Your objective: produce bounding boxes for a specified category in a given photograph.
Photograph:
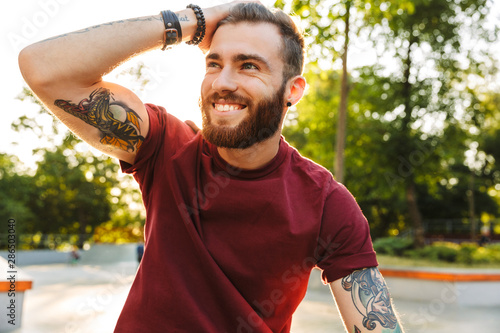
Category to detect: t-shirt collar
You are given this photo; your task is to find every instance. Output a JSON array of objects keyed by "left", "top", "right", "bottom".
[{"left": 208, "top": 136, "right": 288, "bottom": 179}]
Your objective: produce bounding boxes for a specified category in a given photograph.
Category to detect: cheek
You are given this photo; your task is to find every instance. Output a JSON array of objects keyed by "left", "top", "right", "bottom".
[{"left": 201, "top": 74, "right": 216, "bottom": 94}]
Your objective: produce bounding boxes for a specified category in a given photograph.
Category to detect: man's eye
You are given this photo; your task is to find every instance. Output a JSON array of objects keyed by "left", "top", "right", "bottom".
[
  {"left": 207, "top": 62, "right": 221, "bottom": 69},
  {"left": 242, "top": 63, "right": 258, "bottom": 70}
]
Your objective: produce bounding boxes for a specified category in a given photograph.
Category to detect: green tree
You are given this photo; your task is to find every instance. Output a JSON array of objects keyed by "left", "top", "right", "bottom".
[
  {"left": 283, "top": 0, "right": 499, "bottom": 242},
  {"left": 0, "top": 153, "right": 36, "bottom": 233},
  {"left": 367, "top": 0, "right": 498, "bottom": 246},
  {"left": 276, "top": 0, "right": 361, "bottom": 183},
  {"left": 31, "top": 140, "right": 114, "bottom": 236}
]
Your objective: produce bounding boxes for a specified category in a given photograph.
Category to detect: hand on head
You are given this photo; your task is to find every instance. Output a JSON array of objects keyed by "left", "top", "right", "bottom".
[{"left": 198, "top": 1, "right": 263, "bottom": 53}]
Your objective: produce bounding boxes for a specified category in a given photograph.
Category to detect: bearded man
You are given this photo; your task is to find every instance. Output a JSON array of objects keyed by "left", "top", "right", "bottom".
[{"left": 19, "top": 2, "right": 404, "bottom": 332}]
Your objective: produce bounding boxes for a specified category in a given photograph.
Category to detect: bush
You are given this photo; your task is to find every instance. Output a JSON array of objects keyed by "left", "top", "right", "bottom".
[
  {"left": 485, "top": 243, "right": 500, "bottom": 252},
  {"left": 373, "top": 237, "right": 414, "bottom": 256},
  {"left": 456, "top": 242, "right": 478, "bottom": 265},
  {"left": 472, "top": 247, "right": 494, "bottom": 263},
  {"left": 417, "top": 242, "right": 459, "bottom": 262},
  {"left": 472, "top": 244, "right": 500, "bottom": 264},
  {"left": 375, "top": 238, "right": 500, "bottom": 265}
]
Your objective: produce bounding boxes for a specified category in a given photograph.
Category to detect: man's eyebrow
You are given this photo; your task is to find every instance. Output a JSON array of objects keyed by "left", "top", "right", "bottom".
[{"left": 206, "top": 53, "right": 221, "bottom": 61}]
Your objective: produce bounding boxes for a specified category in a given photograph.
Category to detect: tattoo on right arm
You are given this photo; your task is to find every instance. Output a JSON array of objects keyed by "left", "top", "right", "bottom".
[
  {"left": 54, "top": 88, "right": 144, "bottom": 153},
  {"left": 342, "top": 267, "right": 403, "bottom": 332}
]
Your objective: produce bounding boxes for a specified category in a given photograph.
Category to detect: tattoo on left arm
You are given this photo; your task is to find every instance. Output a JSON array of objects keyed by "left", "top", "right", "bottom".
[
  {"left": 176, "top": 14, "right": 189, "bottom": 22},
  {"left": 342, "top": 267, "right": 402, "bottom": 332},
  {"left": 54, "top": 88, "right": 144, "bottom": 152},
  {"left": 38, "top": 16, "right": 162, "bottom": 44}
]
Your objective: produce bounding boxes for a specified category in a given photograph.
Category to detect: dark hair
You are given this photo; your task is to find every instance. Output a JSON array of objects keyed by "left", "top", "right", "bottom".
[{"left": 217, "top": 3, "right": 305, "bottom": 83}]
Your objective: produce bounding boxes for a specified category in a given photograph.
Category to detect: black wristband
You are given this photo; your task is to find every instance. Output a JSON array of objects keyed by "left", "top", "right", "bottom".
[
  {"left": 160, "top": 10, "right": 182, "bottom": 51},
  {"left": 186, "top": 4, "right": 206, "bottom": 46}
]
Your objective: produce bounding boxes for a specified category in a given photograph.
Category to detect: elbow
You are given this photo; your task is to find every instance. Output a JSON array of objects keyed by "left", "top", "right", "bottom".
[
  {"left": 19, "top": 46, "right": 35, "bottom": 82},
  {"left": 19, "top": 46, "right": 43, "bottom": 89},
  {"left": 18, "top": 45, "right": 56, "bottom": 94}
]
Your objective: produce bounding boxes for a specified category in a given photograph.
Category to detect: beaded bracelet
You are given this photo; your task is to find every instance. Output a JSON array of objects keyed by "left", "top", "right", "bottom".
[{"left": 186, "top": 4, "right": 206, "bottom": 46}]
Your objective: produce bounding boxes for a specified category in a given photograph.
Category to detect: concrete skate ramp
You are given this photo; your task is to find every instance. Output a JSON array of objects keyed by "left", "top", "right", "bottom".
[
  {"left": 0, "top": 243, "right": 139, "bottom": 266},
  {"left": 79, "top": 243, "right": 138, "bottom": 264}
]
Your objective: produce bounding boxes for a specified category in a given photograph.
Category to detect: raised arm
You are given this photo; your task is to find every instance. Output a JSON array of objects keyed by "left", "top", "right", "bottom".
[
  {"left": 18, "top": 2, "right": 251, "bottom": 164},
  {"left": 330, "top": 267, "right": 405, "bottom": 333}
]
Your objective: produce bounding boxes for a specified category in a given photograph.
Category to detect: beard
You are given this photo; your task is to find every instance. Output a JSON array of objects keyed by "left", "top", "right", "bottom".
[{"left": 200, "top": 83, "right": 286, "bottom": 149}]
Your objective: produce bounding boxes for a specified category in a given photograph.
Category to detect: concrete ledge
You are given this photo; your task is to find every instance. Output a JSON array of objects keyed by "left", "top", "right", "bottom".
[
  {"left": 0, "top": 249, "right": 71, "bottom": 266},
  {"left": 380, "top": 267, "right": 500, "bottom": 282},
  {"left": 379, "top": 267, "right": 500, "bottom": 306}
]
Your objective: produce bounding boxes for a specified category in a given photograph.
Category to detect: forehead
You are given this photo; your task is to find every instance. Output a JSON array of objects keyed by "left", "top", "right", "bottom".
[{"left": 208, "top": 22, "right": 284, "bottom": 70}]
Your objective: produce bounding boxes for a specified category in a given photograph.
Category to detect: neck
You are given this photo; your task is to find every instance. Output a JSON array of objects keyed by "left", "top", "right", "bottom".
[{"left": 217, "top": 131, "right": 282, "bottom": 170}]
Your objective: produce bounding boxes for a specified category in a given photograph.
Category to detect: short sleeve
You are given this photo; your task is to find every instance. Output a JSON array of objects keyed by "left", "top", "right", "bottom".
[
  {"left": 120, "top": 104, "right": 196, "bottom": 175},
  {"left": 120, "top": 104, "right": 165, "bottom": 174},
  {"left": 315, "top": 181, "right": 378, "bottom": 284}
]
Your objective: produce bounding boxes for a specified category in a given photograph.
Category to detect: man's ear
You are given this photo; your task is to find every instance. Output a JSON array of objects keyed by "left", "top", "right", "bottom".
[{"left": 285, "top": 75, "right": 307, "bottom": 107}]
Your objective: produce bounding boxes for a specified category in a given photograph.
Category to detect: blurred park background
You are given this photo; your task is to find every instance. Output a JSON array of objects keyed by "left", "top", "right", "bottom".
[{"left": 1, "top": 0, "right": 500, "bottom": 265}]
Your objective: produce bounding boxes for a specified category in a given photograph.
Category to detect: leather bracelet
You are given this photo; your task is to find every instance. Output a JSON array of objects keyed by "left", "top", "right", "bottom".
[
  {"left": 185, "top": 4, "right": 206, "bottom": 46},
  {"left": 160, "top": 10, "right": 182, "bottom": 51}
]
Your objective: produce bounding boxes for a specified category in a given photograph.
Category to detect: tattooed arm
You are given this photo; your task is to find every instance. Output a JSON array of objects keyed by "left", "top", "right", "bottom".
[
  {"left": 330, "top": 267, "right": 405, "bottom": 333},
  {"left": 17, "top": 14, "right": 169, "bottom": 164},
  {"left": 18, "top": 2, "right": 251, "bottom": 164}
]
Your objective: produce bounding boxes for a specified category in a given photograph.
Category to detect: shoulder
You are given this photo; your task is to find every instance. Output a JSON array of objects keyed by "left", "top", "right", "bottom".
[
  {"left": 144, "top": 103, "right": 198, "bottom": 140},
  {"left": 283, "top": 140, "right": 359, "bottom": 206},
  {"left": 284, "top": 140, "right": 335, "bottom": 188},
  {"left": 121, "top": 104, "right": 199, "bottom": 173}
]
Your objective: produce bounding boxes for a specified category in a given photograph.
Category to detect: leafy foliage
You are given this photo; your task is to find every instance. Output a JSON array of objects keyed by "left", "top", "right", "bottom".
[
  {"left": 0, "top": 88, "right": 145, "bottom": 249},
  {"left": 372, "top": 237, "right": 414, "bottom": 256},
  {"left": 282, "top": 0, "right": 500, "bottom": 240},
  {"left": 376, "top": 238, "right": 500, "bottom": 264}
]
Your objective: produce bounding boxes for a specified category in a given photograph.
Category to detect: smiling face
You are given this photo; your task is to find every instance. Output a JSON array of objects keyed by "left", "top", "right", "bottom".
[{"left": 200, "top": 22, "right": 288, "bottom": 149}]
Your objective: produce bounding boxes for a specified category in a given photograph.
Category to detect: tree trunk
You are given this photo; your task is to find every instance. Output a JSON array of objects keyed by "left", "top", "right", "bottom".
[
  {"left": 468, "top": 171, "right": 477, "bottom": 241},
  {"left": 78, "top": 206, "right": 88, "bottom": 248},
  {"left": 335, "top": 0, "right": 351, "bottom": 183},
  {"left": 401, "top": 36, "right": 425, "bottom": 248},
  {"left": 406, "top": 181, "right": 425, "bottom": 248}
]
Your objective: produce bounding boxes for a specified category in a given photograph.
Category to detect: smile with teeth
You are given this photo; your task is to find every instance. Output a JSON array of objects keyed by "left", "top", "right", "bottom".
[{"left": 213, "top": 103, "right": 246, "bottom": 112}]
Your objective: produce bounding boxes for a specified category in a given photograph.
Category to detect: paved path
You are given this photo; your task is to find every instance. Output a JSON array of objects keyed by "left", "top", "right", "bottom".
[{"left": 9, "top": 261, "right": 500, "bottom": 333}]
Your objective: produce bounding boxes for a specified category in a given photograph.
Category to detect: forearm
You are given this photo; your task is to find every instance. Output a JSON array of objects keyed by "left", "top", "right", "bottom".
[{"left": 18, "top": 9, "right": 196, "bottom": 91}]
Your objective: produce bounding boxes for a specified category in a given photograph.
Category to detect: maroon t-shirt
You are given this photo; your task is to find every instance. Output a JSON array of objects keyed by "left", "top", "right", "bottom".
[{"left": 115, "top": 104, "right": 377, "bottom": 332}]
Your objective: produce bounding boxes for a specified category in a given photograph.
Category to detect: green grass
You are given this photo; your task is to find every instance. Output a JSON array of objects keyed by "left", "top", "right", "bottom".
[{"left": 377, "top": 254, "right": 500, "bottom": 269}]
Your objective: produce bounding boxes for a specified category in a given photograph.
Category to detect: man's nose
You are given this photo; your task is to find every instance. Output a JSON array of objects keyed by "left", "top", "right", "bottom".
[{"left": 211, "top": 68, "right": 238, "bottom": 94}]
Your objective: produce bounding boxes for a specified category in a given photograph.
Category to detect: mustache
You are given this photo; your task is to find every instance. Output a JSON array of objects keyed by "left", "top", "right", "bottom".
[{"left": 204, "top": 92, "right": 251, "bottom": 106}]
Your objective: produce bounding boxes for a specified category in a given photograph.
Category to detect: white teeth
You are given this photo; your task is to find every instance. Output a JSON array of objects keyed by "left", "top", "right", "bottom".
[{"left": 215, "top": 104, "right": 241, "bottom": 112}]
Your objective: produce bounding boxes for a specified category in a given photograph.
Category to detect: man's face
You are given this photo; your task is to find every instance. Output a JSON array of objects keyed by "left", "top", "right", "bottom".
[{"left": 200, "top": 22, "right": 287, "bottom": 149}]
